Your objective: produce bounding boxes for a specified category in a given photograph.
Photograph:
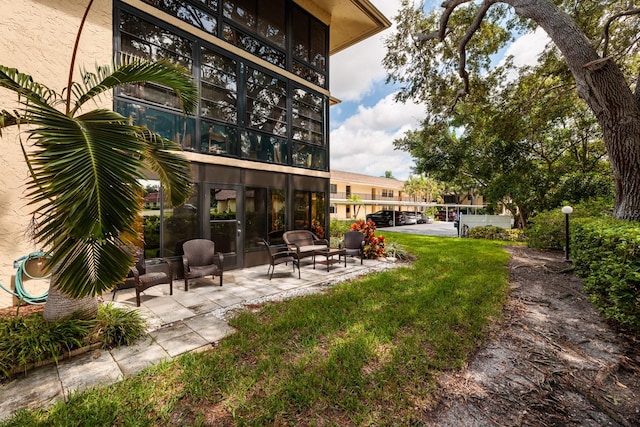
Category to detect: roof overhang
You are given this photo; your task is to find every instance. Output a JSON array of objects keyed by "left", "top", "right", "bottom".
[{"left": 295, "top": 0, "right": 391, "bottom": 55}]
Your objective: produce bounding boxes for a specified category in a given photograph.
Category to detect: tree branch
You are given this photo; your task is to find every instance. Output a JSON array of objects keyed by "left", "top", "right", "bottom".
[
  {"left": 601, "top": 8, "right": 640, "bottom": 56},
  {"left": 439, "top": 0, "right": 473, "bottom": 40},
  {"left": 449, "top": 0, "right": 500, "bottom": 111}
]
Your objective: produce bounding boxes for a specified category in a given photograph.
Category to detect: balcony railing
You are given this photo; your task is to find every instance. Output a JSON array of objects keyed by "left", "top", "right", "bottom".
[{"left": 331, "top": 192, "right": 419, "bottom": 202}]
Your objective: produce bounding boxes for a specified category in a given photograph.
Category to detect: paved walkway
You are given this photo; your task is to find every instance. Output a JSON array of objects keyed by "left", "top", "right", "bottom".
[{"left": 0, "top": 257, "right": 397, "bottom": 421}]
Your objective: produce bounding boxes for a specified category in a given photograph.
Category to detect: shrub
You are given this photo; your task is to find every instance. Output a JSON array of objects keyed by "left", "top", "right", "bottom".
[
  {"left": 0, "top": 304, "right": 147, "bottom": 380},
  {"left": 526, "top": 198, "right": 613, "bottom": 249},
  {"left": 382, "top": 241, "right": 410, "bottom": 260},
  {"left": 350, "top": 220, "right": 385, "bottom": 259},
  {"left": 468, "top": 226, "right": 525, "bottom": 241},
  {"left": 572, "top": 218, "right": 640, "bottom": 332},
  {"left": 95, "top": 303, "right": 146, "bottom": 348}
]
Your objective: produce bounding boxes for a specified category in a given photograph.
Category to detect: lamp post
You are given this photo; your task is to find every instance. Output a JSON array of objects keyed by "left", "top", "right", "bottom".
[{"left": 561, "top": 206, "right": 573, "bottom": 262}]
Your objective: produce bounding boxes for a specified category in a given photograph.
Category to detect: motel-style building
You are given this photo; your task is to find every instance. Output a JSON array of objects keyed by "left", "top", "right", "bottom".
[{"left": 0, "top": 0, "right": 390, "bottom": 308}]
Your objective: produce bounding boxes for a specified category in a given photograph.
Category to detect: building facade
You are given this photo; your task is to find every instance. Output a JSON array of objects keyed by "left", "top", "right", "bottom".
[
  {"left": 0, "top": 0, "right": 390, "bottom": 308},
  {"left": 330, "top": 170, "right": 406, "bottom": 220}
]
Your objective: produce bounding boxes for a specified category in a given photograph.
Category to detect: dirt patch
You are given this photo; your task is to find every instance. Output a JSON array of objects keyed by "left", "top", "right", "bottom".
[
  {"left": 425, "top": 246, "right": 640, "bottom": 426},
  {"left": 0, "top": 303, "right": 44, "bottom": 319}
]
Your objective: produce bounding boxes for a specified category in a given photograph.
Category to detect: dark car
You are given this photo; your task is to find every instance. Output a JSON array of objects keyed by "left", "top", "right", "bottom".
[{"left": 366, "top": 210, "right": 405, "bottom": 227}]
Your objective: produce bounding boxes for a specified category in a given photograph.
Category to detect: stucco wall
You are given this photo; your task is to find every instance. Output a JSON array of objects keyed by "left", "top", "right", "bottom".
[{"left": 0, "top": 0, "right": 112, "bottom": 308}]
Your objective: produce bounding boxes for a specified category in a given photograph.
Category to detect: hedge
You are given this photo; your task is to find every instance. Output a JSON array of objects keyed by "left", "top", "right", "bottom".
[{"left": 572, "top": 218, "right": 640, "bottom": 332}]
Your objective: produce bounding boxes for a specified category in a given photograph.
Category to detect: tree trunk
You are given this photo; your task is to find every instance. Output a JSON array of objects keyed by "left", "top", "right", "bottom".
[
  {"left": 43, "top": 276, "right": 98, "bottom": 322},
  {"left": 507, "top": 0, "right": 640, "bottom": 220}
]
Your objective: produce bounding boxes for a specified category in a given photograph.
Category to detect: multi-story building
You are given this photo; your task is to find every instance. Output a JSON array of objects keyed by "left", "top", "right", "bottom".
[
  {"left": 330, "top": 170, "right": 488, "bottom": 221},
  {"left": 0, "top": 0, "right": 390, "bottom": 308},
  {"left": 330, "top": 170, "right": 406, "bottom": 220}
]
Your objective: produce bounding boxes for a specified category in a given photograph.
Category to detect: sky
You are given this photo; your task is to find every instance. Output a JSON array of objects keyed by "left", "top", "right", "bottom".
[{"left": 328, "top": 0, "right": 551, "bottom": 181}]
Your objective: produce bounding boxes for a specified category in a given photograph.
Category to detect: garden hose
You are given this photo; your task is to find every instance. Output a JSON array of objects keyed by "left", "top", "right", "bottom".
[{"left": 0, "top": 251, "right": 51, "bottom": 305}]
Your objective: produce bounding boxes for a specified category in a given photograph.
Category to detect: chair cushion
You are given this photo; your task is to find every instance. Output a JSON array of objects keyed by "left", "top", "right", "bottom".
[
  {"left": 186, "top": 264, "right": 220, "bottom": 278},
  {"left": 139, "top": 272, "right": 169, "bottom": 286},
  {"left": 298, "top": 244, "right": 327, "bottom": 253}
]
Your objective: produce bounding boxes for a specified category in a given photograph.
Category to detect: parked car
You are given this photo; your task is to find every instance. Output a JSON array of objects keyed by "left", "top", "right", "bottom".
[
  {"left": 366, "top": 210, "right": 405, "bottom": 227},
  {"left": 417, "top": 212, "right": 434, "bottom": 224},
  {"left": 402, "top": 211, "right": 418, "bottom": 225}
]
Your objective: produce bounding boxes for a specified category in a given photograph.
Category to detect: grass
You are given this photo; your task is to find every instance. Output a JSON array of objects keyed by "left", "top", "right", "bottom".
[{"left": 2, "top": 233, "right": 511, "bottom": 426}]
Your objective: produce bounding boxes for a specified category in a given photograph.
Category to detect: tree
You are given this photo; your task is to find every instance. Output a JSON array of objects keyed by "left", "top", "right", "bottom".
[
  {"left": 346, "top": 194, "right": 364, "bottom": 219},
  {"left": 0, "top": 1, "right": 197, "bottom": 320},
  {"left": 384, "top": 0, "right": 640, "bottom": 220},
  {"left": 394, "top": 63, "right": 613, "bottom": 225},
  {"left": 402, "top": 174, "right": 443, "bottom": 204}
]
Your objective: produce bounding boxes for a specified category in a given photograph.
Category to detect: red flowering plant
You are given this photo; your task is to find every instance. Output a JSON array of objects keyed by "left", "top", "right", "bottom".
[
  {"left": 311, "top": 219, "right": 325, "bottom": 239},
  {"left": 350, "top": 220, "right": 385, "bottom": 259}
]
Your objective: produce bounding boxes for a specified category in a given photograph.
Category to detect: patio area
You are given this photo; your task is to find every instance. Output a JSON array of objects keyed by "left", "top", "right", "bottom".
[{"left": 0, "top": 256, "right": 398, "bottom": 421}]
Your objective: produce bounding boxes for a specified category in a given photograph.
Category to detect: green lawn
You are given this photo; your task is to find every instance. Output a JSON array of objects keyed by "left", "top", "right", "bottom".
[{"left": 3, "top": 233, "right": 511, "bottom": 426}]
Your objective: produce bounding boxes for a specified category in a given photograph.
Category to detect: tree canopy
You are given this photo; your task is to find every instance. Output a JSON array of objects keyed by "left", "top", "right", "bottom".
[{"left": 384, "top": 0, "right": 639, "bottom": 220}]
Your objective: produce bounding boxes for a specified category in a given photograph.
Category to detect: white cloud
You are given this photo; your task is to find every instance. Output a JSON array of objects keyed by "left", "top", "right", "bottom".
[
  {"left": 329, "top": 0, "right": 409, "bottom": 102},
  {"left": 330, "top": 93, "right": 424, "bottom": 180},
  {"left": 329, "top": 34, "right": 389, "bottom": 102},
  {"left": 500, "top": 27, "right": 550, "bottom": 68}
]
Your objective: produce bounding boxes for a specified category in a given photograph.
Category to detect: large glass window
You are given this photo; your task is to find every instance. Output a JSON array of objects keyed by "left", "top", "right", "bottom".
[
  {"left": 117, "top": 100, "right": 196, "bottom": 150},
  {"left": 200, "top": 47, "right": 238, "bottom": 123},
  {"left": 163, "top": 185, "right": 199, "bottom": 257},
  {"left": 291, "top": 5, "right": 327, "bottom": 86},
  {"left": 294, "top": 190, "right": 326, "bottom": 238},
  {"left": 245, "top": 67, "right": 287, "bottom": 136},
  {"left": 292, "top": 87, "right": 323, "bottom": 145},
  {"left": 200, "top": 121, "right": 237, "bottom": 155},
  {"left": 142, "top": 180, "right": 162, "bottom": 258},
  {"left": 221, "top": 0, "right": 286, "bottom": 68},
  {"left": 142, "top": 0, "right": 218, "bottom": 35},
  {"left": 241, "top": 130, "right": 287, "bottom": 164},
  {"left": 119, "top": 12, "right": 193, "bottom": 109},
  {"left": 245, "top": 187, "right": 285, "bottom": 248},
  {"left": 141, "top": 0, "right": 326, "bottom": 87},
  {"left": 115, "top": 3, "right": 328, "bottom": 170}
]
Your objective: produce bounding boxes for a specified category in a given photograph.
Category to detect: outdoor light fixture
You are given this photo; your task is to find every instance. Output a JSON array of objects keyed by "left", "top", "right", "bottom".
[{"left": 561, "top": 205, "right": 573, "bottom": 262}]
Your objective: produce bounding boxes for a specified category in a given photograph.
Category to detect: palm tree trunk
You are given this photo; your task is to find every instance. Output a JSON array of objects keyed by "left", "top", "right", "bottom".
[{"left": 43, "top": 275, "right": 98, "bottom": 321}]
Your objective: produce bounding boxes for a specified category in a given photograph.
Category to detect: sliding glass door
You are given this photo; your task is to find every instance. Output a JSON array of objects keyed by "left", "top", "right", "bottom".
[{"left": 204, "top": 184, "right": 243, "bottom": 269}]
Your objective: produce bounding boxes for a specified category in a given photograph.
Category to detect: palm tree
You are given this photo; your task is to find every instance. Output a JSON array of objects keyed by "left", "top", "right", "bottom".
[{"left": 0, "top": 3, "right": 197, "bottom": 321}]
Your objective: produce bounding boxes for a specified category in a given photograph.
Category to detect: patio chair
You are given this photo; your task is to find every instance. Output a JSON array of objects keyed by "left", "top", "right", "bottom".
[
  {"left": 262, "top": 239, "right": 300, "bottom": 280},
  {"left": 113, "top": 248, "right": 173, "bottom": 307},
  {"left": 182, "top": 239, "right": 224, "bottom": 291},
  {"left": 341, "top": 231, "right": 365, "bottom": 264}
]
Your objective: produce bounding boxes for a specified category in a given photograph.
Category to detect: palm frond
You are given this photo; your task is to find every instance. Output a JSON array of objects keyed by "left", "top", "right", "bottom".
[
  {"left": 0, "top": 109, "right": 19, "bottom": 135},
  {"left": 26, "top": 107, "right": 144, "bottom": 244},
  {"left": 46, "top": 235, "right": 133, "bottom": 298},
  {"left": 0, "top": 66, "right": 62, "bottom": 107},
  {"left": 139, "top": 129, "right": 193, "bottom": 207},
  {"left": 71, "top": 56, "right": 198, "bottom": 117}
]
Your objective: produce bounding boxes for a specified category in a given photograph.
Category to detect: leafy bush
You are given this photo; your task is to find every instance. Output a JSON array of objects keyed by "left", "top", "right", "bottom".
[
  {"left": 0, "top": 305, "right": 146, "bottom": 380},
  {"left": 95, "top": 303, "right": 146, "bottom": 348},
  {"left": 526, "top": 198, "right": 613, "bottom": 249},
  {"left": 329, "top": 219, "right": 355, "bottom": 247},
  {"left": 382, "top": 241, "right": 410, "bottom": 260},
  {"left": 572, "top": 218, "right": 640, "bottom": 332},
  {"left": 350, "top": 220, "right": 385, "bottom": 259},
  {"left": 468, "top": 226, "right": 525, "bottom": 242},
  {"left": 0, "top": 314, "right": 92, "bottom": 379}
]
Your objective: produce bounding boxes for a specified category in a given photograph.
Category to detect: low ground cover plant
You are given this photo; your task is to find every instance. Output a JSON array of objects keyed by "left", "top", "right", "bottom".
[
  {"left": 2, "top": 234, "right": 511, "bottom": 426},
  {"left": 0, "top": 304, "right": 145, "bottom": 380}
]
